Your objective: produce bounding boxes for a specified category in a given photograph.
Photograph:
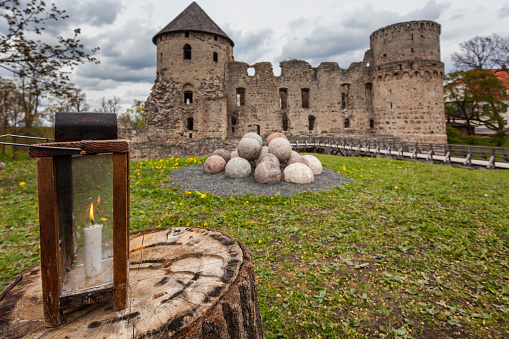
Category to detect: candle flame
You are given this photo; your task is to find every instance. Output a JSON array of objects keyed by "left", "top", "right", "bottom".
[
  {"left": 90, "top": 202, "right": 94, "bottom": 222},
  {"left": 97, "top": 195, "right": 100, "bottom": 204}
]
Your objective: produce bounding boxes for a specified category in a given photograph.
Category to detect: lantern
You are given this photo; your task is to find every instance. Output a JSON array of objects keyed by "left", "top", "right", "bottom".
[{"left": 28, "top": 113, "right": 130, "bottom": 327}]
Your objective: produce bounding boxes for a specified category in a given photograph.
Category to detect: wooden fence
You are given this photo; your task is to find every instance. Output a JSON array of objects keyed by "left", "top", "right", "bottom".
[{"left": 289, "top": 137, "right": 509, "bottom": 169}]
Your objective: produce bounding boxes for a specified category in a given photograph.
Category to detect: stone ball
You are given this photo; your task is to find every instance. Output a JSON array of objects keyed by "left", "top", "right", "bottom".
[
  {"left": 254, "top": 161, "right": 281, "bottom": 184},
  {"left": 212, "top": 149, "right": 231, "bottom": 163},
  {"left": 241, "top": 132, "right": 263, "bottom": 146},
  {"left": 286, "top": 151, "right": 309, "bottom": 166},
  {"left": 283, "top": 163, "right": 314, "bottom": 184},
  {"left": 0, "top": 161, "right": 5, "bottom": 171},
  {"left": 266, "top": 132, "right": 288, "bottom": 146},
  {"left": 268, "top": 137, "right": 292, "bottom": 163},
  {"left": 303, "top": 155, "right": 323, "bottom": 175},
  {"left": 225, "top": 157, "right": 252, "bottom": 179},
  {"left": 231, "top": 150, "right": 239, "bottom": 159},
  {"left": 256, "top": 153, "right": 280, "bottom": 168},
  {"left": 237, "top": 138, "right": 262, "bottom": 161},
  {"left": 258, "top": 146, "right": 268, "bottom": 159},
  {"left": 204, "top": 155, "right": 226, "bottom": 174}
]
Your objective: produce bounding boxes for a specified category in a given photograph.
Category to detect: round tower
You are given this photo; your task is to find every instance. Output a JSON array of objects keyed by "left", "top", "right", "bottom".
[
  {"left": 145, "top": 2, "right": 234, "bottom": 139},
  {"left": 369, "top": 21, "right": 446, "bottom": 143},
  {"left": 152, "top": 2, "right": 234, "bottom": 83}
]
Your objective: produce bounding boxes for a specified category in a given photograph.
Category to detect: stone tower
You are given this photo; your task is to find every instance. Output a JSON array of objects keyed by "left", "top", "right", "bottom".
[
  {"left": 145, "top": 2, "right": 234, "bottom": 139},
  {"left": 369, "top": 21, "right": 446, "bottom": 143}
]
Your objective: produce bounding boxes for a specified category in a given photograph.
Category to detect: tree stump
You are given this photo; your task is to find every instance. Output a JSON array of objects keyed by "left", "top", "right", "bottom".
[{"left": 0, "top": 227, "right": 264, "bottom": 338}]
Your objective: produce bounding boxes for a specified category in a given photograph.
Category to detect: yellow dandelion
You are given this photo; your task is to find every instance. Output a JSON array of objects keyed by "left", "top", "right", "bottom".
[
  {"left": 19, "top": 182, "right": 25, "bottom": 186},
  {"left": 394, "top": 186, "right": 398, "bottom": 190}
]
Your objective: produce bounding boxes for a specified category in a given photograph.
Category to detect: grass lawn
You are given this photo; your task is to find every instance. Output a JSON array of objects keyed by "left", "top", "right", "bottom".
[{"left": 1, "top": 155, "right": 508, "bottom": 338}]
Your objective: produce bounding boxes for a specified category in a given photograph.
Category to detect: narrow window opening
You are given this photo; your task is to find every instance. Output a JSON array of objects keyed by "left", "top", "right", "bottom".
[
  {"left": 365, "top": 83, "right": 373, "bottom": 108},
  {"left": 390, "top": 102, "right": 393, "bottom": 109},
  {"left": 411, "top": 47, "right": 414, "bottom": 53},
  {"left": 236, "top": 88, "right": 245, "bottom": 106},
  {"left": 344, "top": 119, "right": 350, "bottom": 128},
  {"left": 185, "top": 32, "right": 189, "bottom": 38},
  {"left": 189, "top": 133, "right": 192, "bottom": 139},
  {"left": 184, "top": 91, "right": 193, "bottom": 104},
  {"left": 247, "top": 67, "right": 256, "bottom": 76},
  {"left": 301, "top": 88, "right": 310, "bottom": 108},
  {"left": 183, "top": 44, "right": 192, "bottom": 59},
  {"left": 282, "top": 115, "right": 288, "bottom": 131},
  {"left": 186, "top": 117, "right": 194, "bottom": 130},
  {"left": 213, "top": 52, "right": 218, "bottom": 62},
  {"left": 279, "top": 88, "right": 288, "bottom": 109},
  {"left": 399, "top": 64, "right": 402, "bottom": 70},
  {"left": 231, "top": 114, "right": 238, "bottom": 126},
  {"left": 383, "top": 53, "right": 387, "bottom": 58},
  {"left": 214, "top": 35, "right": 218, "bottom": 41},
  {"left": 411, "top": 34, "right": 414, "bottom": 40},
  {"left": 308, "top": 115, "right": 316, "bottom": 131},
  {"left": 369, "top": 119, "right": 374, "bottom": 129},
  {"left": 410, "top": 63, "right": 413, "bottom": 69},
  {"left": 232, "top": 127, "right": 235, "bottom": 133},
  {"left": 341, "top": 83, "right": 350, "bottom": 109}
]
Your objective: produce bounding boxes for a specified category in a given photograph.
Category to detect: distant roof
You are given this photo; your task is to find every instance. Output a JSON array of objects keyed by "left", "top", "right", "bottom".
[{"left": 152, "top": 2, "right": 234, "bottom": 46}]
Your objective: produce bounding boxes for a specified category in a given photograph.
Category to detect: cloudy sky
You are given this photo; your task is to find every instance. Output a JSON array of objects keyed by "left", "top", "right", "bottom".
[{"left": 5, "top": 0, "right": 509, "bottom": 111}]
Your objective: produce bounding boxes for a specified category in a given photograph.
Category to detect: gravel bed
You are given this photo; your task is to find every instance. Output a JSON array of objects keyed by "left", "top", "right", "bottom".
[{"left": 167, "top": 164, "right": 350, "bottom": 196}]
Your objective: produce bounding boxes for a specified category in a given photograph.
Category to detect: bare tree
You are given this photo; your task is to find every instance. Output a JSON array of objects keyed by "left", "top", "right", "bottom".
[
  {"left": 95, "top": 96, "right": 121, "bottom": 113},
  {"left": 451, "top": 34, "right": 509, "bottom": 71},
  {"left": 0, "top": 0, "right": 99, "bottom": 128}
]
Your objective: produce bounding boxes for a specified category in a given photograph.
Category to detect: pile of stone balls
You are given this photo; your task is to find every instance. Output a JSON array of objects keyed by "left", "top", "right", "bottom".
[{"left": 203, "top": 132, "right": 322, "bottom": 184}]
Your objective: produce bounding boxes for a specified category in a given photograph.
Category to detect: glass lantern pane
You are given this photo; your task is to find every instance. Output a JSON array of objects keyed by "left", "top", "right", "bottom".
[{"left": 61, "top": 153, "right": 114, "bottom": 295}]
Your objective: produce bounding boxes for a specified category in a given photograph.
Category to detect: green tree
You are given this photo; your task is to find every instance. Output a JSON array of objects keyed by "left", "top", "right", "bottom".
[
  {"left": 444, "top": 69, "right": 507, "bottom": 145},
  {"left": 119, "top": 100, "right": 145, "bottom": 129}
]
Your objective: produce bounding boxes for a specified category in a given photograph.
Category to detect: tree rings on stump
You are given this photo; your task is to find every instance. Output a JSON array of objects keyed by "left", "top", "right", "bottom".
[{"left": 0, "top": 227, "right": 263, "bottom": 338}]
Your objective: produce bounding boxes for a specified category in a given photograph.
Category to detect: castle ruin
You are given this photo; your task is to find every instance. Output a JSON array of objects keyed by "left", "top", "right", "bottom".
[{"left": 123, "top": 2, "right": 447, "bottom": 159}]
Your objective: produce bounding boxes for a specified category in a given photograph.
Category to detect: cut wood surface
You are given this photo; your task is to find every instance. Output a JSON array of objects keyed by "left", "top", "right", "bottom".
[{"left": 0, "top": 227, "right": 263, "bottom": 338}]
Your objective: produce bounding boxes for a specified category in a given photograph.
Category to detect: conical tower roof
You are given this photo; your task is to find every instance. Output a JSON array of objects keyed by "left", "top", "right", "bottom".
[{"left": 152, "top": 2, "right": 234, "bottom": 46}]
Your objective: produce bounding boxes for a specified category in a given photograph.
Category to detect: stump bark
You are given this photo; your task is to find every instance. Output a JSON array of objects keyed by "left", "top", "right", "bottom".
[{"left": 0, "top": 227, "right": 264, "bottom": 338}]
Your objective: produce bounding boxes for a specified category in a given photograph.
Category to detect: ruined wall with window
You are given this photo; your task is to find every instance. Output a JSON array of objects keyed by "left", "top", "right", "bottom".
[{"left": 224, "top": 59, "right": 379, "bottom": 138}]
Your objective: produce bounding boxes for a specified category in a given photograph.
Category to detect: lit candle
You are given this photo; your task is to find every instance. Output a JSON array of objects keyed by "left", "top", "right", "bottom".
[{"left": 84, "top": 202, "right": 103, "bottom": 277}]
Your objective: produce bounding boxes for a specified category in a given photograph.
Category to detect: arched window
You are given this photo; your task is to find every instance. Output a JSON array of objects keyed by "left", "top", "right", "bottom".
[
  {"left": 184, "top": 91, "right": 193, "bottom": 104},
  {"left": 213, "top": 52, "right": 218, "bottom": 62},
  {"left": 183, "top": 44, "right": 191, "bottom": 60}
]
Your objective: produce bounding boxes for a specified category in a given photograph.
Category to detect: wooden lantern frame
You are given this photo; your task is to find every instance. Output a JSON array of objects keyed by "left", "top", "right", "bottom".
[{"left": 29, "top": 140, "right": 130, "bottom": 327}]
